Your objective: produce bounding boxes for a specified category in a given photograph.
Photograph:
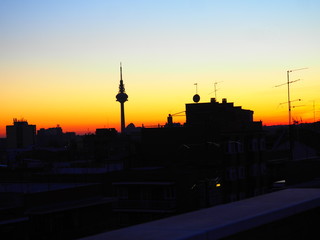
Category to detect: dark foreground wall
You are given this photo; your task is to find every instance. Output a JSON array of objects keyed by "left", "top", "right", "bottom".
[{"left": 80, "top": 188, "right": 320, "bottom": 240}]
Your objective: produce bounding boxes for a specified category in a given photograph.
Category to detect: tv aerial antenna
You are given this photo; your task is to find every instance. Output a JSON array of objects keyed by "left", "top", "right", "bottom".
[
  {"left": 275, "top": 67, "right": 307, "bottom": 125},
  {"left": 274, "top": 67, "right": 307, "bottom": 161},
  {"left": 193, "top": 83, "right": 200, "bottom": 103},
  {"left": 209, "top": 81, "right": 223, "bottom": 100}
]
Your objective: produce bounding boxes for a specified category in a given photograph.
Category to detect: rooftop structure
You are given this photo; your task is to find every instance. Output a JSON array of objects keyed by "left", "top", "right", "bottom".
[
  {"left": 185, "top": 98, "right": 259, "bottom": 132},
  {"left": 6, "top": 119, "right": 36, "bottom": 149}
]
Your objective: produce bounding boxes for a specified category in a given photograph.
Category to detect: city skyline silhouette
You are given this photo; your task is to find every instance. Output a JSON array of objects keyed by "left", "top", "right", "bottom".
[
  {"left": 2, "top": 2, "right": 320, "bottom": 239},
  {"left": 1, "top": 1, "right": 319, "bottom": 137}
]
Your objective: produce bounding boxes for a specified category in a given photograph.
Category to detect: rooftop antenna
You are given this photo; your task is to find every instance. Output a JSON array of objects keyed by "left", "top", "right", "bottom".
[
  {"left": 194, "top": 83, "right": 198, "bottom": 94},
  {"left": 275, "top": 67, "right": 307, "bottom": 126},
  {"left": 312, "top": 100, "right": 320, "bottom": 123},
  {"left": 208, "top": 81, "right": 223, "bottom": 100},
  {"left": 193, "top": 83, "right": 200, "bottom": 103},
  {"left": 214, "top": 81, "right": 223, "bottom": 99},
  {"left": 275, "top": 67, "right": 307, "bottom": 161}
]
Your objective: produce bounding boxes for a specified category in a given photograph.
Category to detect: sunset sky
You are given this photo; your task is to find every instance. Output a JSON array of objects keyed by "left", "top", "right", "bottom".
[{"left": 1, "top": 0, "right": 320, "bottom": 136}]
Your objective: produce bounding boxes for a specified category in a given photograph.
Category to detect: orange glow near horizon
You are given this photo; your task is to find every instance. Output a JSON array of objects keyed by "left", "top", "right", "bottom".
[
  {"left": 1, "top": 96, "right": 317, "bottom": 138},
  {"left": 0, "top": 116, "right": 289, "bottom": 138},
  {"left": 1, "top": 66, "right": 319, "bottom": 138}
]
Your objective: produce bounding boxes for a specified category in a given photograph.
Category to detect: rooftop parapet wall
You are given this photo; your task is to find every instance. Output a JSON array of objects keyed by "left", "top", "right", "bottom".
[{"left": 80, "top": 188, "right": 320, "bottom": 240}]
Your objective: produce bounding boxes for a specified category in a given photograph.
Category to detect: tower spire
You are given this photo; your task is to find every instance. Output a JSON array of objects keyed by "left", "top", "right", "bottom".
[
  {"left": 118, "top": 62, "right": 126, "bottom": 94},
  {"left": 120, "top": 62, "right": 123, "bottom": 81}
]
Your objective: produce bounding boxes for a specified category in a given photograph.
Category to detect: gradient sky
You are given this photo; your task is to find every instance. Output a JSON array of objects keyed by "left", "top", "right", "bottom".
[{"left": 1, "top": 0, "right": 320, "bottom": 136}]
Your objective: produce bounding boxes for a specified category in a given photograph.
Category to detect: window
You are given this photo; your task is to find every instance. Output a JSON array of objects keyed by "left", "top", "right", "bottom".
[
  {"left": 227, "top": 167, "right": 237, "bottom": 181},
  {"left": 164, "top": 186, "right": 176, "bottom": 200},
  {"left": 228, "top": 141, "right": 243, "bottom": 154},
  {"left": 140, "top": 189, "right": 152, "bottom": 200},
  {"left": 251, "top": 139, "right": 258, "bottom": 151},
  {"left": 237, "top": 142, "right": 244, "bottom": 153},
  {"left": 238, "top": 166, "right": 246, "bottom": 179},
  {"left": 260, "top": 163, "right": 267, "bottom": 175},
  {"left": 228, "top": 141, "right": 237, "bottom": 154},
  {"left": 251, "top": 164, "right": 259, "bottom": 177}
]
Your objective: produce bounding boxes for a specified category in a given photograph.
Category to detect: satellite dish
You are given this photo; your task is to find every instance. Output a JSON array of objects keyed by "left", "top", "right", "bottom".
[{"left": 193, "top": 94, "right": 200, "bottom": 103}]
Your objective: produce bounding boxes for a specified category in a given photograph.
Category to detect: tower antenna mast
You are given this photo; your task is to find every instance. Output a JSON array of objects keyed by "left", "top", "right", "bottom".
[{"left": 120, "top": 62, "right": 122, "bottom": 80}]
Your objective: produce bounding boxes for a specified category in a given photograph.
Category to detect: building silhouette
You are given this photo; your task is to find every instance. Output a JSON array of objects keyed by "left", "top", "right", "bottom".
[
  {"left": 116, "top": 63, "right": 128, "bottom": 133},
  {"left": 36, "top": 125, "right": 77, "bottom": 149},
  {"left": 185, "top": 97, "right": 255, "bottom": 131},
  {"left": 6, "top": 119, "right": 36, "bottom": 149},
  {"left": 110, "top": 97, "right": 267, "bottom": 226},
  {"left": 37, "top": 126, "right": 64, "bottom": 148},
  {"left": 3, "top": 95, "right": 320, "bottom": 238},
  {"left": 183, "top": 98, "right": 267, "bottom": 200}
]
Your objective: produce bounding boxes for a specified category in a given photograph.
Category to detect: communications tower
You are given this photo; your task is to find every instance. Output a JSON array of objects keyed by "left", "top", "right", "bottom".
[{"left": 116, "top": 63, "right": 128, "bottom": 133}]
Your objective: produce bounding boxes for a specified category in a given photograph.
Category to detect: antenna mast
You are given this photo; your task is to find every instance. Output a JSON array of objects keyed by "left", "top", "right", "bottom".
[
  {"left": 193, "top": 83, "right": 200, "bottom": 103},
  {"left": 120, "top": 62, "right": 123, "bottom": 80},
  {"left": 286, "top": 68, "right": 307, "bottom": 126},
  {"left": 194, "top": 83, "right": 198, "bottom": 94},
  {"left": 275, "top": 67, "right": 307, "bottom": 161},
  {"left": 214, "top": 81, "right": 223, "bottom": 99}
]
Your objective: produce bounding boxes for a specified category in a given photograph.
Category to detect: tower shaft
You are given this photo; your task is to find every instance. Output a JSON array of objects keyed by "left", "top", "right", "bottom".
[{"left": 120, "top": 102, "right": 125, "bottom": 133}]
